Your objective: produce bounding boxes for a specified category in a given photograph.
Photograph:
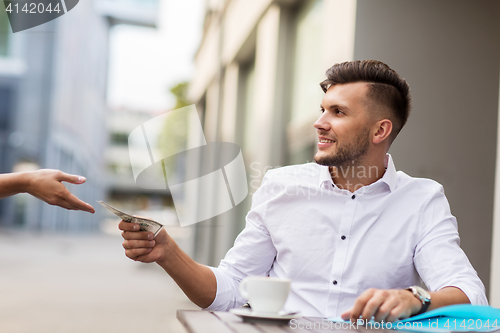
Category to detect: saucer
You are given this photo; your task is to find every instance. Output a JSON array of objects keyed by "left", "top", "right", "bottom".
[{"left": 230, "top": 308, "right": 300, "bottom": 324}]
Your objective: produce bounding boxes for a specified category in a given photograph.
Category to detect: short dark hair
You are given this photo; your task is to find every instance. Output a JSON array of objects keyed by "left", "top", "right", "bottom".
[{"left": 320, "top": 60, "right": 411, "bottom": 141}]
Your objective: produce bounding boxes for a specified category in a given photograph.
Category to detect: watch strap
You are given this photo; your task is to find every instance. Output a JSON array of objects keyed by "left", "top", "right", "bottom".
[
  {"left": 407, "top": 286, "right": 431, "bottom": 316},
  {"left": 415, "top": 300, "right": 430, "bottom": 315}
]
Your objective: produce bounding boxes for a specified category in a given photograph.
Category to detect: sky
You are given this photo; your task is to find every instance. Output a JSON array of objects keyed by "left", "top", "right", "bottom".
[{"left": 107, "top": 0, "right": 204, "bottom": 112}]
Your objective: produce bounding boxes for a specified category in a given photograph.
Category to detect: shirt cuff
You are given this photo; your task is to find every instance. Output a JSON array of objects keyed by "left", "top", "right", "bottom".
[
  {"left": 438, "top": 284, "right": 488, "bottom": 306},
  {"left": 203, "top": 266, "right": 239, "bottom": 311}
]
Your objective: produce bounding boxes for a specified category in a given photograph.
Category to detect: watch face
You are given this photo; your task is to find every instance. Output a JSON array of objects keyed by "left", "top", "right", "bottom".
[{"left": 414, "top": 286, "right": 431, "bottom": 302}]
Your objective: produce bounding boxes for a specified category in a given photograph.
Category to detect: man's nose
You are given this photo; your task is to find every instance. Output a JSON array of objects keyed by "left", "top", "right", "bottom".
[{"left": 314, "top": 113, "right": 330, "bottom": 131}]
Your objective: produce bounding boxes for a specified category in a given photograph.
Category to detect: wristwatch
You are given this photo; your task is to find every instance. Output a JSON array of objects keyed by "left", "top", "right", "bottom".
[{"left": 406, "top": 286, "right": 431, "bottom": 315}]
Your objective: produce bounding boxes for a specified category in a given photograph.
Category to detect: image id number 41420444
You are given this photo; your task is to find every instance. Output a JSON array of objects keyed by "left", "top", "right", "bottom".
[
  {"left": 443, "top": 319, "right": 498, "bottom": 330},
  {"left": 5, "top": 2, "right": 62, "bottom": 14}
]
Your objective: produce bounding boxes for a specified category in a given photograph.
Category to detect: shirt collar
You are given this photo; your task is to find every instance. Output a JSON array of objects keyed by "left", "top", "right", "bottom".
[
  {"left": 317, "top": 154, "right": 398, "bottom": 192},
  {"left": 382, "top": 153, "right": 397, "bottom": 192},
  {"left": 318, "top": 164, "right": 334, "bottom": 188}
]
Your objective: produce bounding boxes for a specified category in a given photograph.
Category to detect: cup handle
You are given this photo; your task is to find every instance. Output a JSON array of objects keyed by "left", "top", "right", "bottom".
[{"left": 239, "top": 278, "right": 249, "bottom": 299}]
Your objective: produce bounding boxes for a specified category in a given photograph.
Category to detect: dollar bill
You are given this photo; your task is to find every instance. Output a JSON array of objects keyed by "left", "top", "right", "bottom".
[{"left": 97, "top": 200, "right": 163, "bottom": 238}]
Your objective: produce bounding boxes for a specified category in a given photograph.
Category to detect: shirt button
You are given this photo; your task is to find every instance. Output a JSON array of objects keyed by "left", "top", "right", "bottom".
[
  {"left": 333, "top": 280, "right": 338, "bottom": 285},
  {"left": 341, "top": 235, "right": 346, "bottom": 240},
  {"left": 351, "top": 195, "right": 356, "bottom": 199}
]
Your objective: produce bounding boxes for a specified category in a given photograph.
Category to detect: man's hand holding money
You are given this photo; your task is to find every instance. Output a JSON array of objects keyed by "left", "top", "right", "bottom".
[
  {"left": 118, "top": 218, "right": 217, "bottom": 308},
  {"left": 102, "top": 201, "right": 216, "bottom": 307},
  {"left": 120, "top": 222, "right": 170, "bottom": 263}
]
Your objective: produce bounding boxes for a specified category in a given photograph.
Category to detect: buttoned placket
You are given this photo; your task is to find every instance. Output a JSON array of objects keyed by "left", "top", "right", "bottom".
[{"left": 327, "top": 190, "right": 357, "bottom": 316}]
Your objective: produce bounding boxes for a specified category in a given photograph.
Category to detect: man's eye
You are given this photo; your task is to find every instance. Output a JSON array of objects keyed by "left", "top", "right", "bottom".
[{"left": 320, "top": 107, "right": 325, "bottom": 113}]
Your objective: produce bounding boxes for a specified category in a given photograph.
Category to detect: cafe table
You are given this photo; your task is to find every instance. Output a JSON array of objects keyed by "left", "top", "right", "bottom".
[{"left": 177, "top": 310, "right": 391, "bottom": 333}]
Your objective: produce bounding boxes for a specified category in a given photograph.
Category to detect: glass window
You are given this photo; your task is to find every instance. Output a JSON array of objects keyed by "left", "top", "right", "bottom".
[
  {"left": 233, "top": 60, "right": 256, "bottom": 234},
  {"left": 290, "top": 0, "right": 324, "bottom": 124},
  {"left": 0, "top": 86, "right": 12, "bottom": 131},
  {"left": 287, "top": 0, "right": 324, "bottom": 164},
  {"left": 0, "top": 10, "right": 10, "bottom": 57},
  {"left": 240, "top": 61, "right": 256, "bottom": 159},
  {"left": 110, "top": 132, "right": 129, "bottom": 146}
]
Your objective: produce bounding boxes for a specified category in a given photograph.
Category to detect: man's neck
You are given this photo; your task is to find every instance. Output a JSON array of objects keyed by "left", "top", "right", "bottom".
[{"left": 330, "top": 156, "right": 386, "bottom": 193}]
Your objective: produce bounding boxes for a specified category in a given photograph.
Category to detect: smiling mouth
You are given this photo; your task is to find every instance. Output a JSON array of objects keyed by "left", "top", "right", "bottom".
[{"left": 319, "top": 139, "right": 335, "bottom": 143}]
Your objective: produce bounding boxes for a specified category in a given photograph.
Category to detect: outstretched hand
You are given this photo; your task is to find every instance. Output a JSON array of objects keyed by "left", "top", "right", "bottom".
[{"left": 26, "top": 169, "right": 95, "bottom": 213}]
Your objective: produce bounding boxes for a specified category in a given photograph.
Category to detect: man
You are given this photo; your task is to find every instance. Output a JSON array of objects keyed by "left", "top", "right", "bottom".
[
  {"left": 0, "top": 169, "right": 95, "bottom": 213},
  {"left": 119, "top": 60, "right": 487, "bottom": 321}
]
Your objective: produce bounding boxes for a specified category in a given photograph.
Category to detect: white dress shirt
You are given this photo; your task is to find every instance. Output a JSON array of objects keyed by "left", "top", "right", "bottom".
[{"left": 205, "top": 154, "right": 487, "bottom": 317}]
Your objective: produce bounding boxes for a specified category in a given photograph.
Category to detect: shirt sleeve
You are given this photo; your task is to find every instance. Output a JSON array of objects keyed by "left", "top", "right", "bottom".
[
  {"left": 414, "top": 185, "right": 488, "bottom": 305},
  {"left": 204, "top": 172, "right": 278, "bottom": 311}
]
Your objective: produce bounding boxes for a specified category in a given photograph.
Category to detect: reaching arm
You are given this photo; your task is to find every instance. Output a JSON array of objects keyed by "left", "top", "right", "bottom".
[
  {"left": 119, "top": 169, "right": 282, "bottom": 309},
  {"left": 0, "top": 172, "right": 27, "bottom": 199},
  {"left": 0, "top": 170, "right": 95, "bottom": 213},
  {"left": 120, "top": 221, "right": 216, "bottom": 307}
]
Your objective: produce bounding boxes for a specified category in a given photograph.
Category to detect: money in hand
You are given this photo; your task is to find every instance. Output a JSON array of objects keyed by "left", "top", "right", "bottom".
[{"left": 97, "top": 200, "right": 163, "bottom": 238}]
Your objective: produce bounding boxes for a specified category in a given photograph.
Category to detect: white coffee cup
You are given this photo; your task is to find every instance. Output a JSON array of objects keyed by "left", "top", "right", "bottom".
[{"left": 239, "top": 276, "right": 291, "bottom": 314}]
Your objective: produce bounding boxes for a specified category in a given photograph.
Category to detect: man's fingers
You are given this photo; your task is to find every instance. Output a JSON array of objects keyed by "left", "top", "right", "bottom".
[
  {"left": 386, "top": 304, "right": 406, "bottom": 322},
  {"left": 135, "top": 254, "right": 155, "bottom": 263},
  {"left": 361, "top": 293, "right": 385, "bottom": 320},
  {"left": 121, "top": 230, "right": 154, "bottom": 241},
  {"left": 125, "top": 248, "right": 152, "bottom": 259},
  {"left": 349, "top": 288, "right": 376, "bottom": 321},
  {"left": 374, "top": 296, "right": 398, "bottom": 322},
  {"left": 341, "top": 310, "right": 351, "bottom": 321},
  {"left": 123, "top": 239, "right": 155, "bottom": 250},
  {"left": 349, "top": 289, "right": 415, "bottom": 323},
  {"left": 118, "top": 221, "right": 141, "bottom": 232}
]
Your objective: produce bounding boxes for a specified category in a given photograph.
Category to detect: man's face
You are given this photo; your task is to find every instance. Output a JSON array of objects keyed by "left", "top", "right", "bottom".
[{"left": 313, "top": 82, "right": 373, "bottom": 168}]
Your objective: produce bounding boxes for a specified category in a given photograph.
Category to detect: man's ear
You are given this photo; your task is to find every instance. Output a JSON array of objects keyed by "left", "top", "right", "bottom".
[{"left": 372, "top": 119, "right": 393, "bottom": 144}]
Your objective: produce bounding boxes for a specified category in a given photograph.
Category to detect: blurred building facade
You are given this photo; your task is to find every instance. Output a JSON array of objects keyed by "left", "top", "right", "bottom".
[
  {"left": 100, "top": 0, "right": 180, "bottom": 219},
  {"left": 188, "top": 0, "right": 500, "bottom": 306},
  {"left": 0, "top": 1, "right": 109, "bottom": 231},
  {"left": 0, "top": 0, "right": 164, "bottom": 232},
  {"left": 104, "top": 107, "right": 175, "bottom": 210}
]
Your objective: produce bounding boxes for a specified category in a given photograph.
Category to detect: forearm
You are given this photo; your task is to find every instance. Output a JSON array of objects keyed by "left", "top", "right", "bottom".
[
  {"left": 156, "top": 235, "right": 217, "bottom": 308},
  {"left": 0, "top": 172, "right": 30, "bottom": 199},
  {"left": 428, "top": 286, "right": 470, "bottom": 311}
]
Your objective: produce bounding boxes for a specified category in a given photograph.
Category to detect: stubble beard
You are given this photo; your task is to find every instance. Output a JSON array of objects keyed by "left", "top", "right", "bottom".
[{"left": 314, "top": 127, "right": 371, "bottom": 169}]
